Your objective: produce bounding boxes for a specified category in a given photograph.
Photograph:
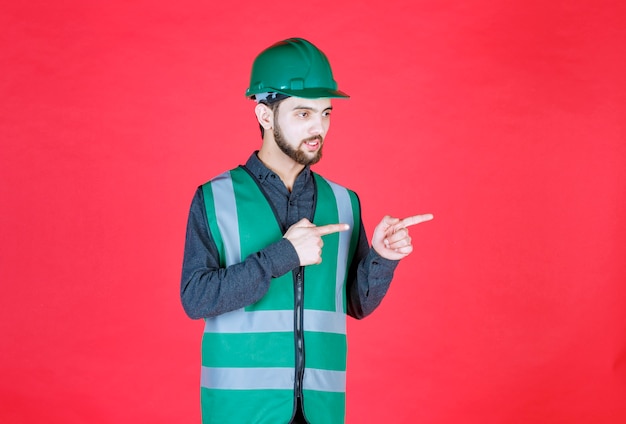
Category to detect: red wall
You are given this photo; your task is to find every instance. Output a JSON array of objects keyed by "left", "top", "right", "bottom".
[{"left": 1, "top": 1, "right": 625, "bottom": 423}]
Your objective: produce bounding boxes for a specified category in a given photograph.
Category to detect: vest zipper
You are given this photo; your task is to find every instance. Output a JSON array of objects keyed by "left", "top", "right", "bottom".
[{"left": 294, "top": 268, "right": 305, "bottom": 411}]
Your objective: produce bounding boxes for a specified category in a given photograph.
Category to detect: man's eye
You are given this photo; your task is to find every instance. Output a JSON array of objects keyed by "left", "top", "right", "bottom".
[{"left": 298, "top": 112, "right": 308, "bottom": 118}]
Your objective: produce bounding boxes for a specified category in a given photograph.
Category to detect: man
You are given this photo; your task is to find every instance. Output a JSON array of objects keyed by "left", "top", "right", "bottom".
[{"left": 181, "top": 37, "right": 433, "bottom": 424}]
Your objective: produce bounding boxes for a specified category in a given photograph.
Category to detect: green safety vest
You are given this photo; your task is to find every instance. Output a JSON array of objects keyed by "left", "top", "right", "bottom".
[{"left": 200, "top": 166, "right": 361, "bottom": 424}]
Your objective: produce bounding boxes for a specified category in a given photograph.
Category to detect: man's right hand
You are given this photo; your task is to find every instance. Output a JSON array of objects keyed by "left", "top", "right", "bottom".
[{"left": 283, "top": 218, "right": 349, "bottom": 266}]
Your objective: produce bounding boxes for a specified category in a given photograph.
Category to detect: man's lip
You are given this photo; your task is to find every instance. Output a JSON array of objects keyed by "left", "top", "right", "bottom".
[
  {"left": 303, "top": 139, "right": 321, "bottom": 151},
  {"left": 303, "top": 137, "right": 322, "bottom": 146}
]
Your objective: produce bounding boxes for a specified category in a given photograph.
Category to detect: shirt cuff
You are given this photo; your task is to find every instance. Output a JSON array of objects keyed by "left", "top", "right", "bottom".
[{"left": 367, "top": 248, "right": 399, "bottom": 278}]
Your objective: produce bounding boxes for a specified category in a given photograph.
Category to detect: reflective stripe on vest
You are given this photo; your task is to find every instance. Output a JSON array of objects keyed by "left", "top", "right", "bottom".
[
  {"left": 201, "top": 366, "right": 346, "bottom": 392},
  {"left": 199, "top": 166, "right": 360, "bottom": 424}
]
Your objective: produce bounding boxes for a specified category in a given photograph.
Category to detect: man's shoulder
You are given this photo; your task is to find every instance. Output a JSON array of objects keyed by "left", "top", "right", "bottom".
[
  {"left": 200, "top": 165, "right": 246, "bottom": 186},
  {"left": 312, "top": 172, "right": 359, "bottom": 197}
]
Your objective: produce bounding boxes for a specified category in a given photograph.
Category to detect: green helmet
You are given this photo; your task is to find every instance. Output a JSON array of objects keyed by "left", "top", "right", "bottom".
[{"left": 245, "top": 38, "right": 349, "bottom": 99}]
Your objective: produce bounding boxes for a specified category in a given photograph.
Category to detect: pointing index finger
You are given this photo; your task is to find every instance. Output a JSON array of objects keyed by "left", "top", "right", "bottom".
[
  {"left": 316, "top": 223, "right": 350, "bottom": 236},
  {"left": 393, "top": 214, "right": 434, "bottom": 232}
]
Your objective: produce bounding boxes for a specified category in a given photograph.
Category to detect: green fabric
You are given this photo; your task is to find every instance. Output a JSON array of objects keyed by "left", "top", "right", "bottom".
[
  {"left": 307, "top": 174, "right": 342, "bottom": 311},
  {"left": 302, "top": 332, "right": 347, "bottom": 371},
  {"left": 202, "top": 332, "right": 295, "bottom": 368},
  {"left": 200, "top": 167, "right": 360, "bottom": 423},
  {"left": 302, "top": 390, "right": 346, "bottom": 424},
  {"left": 201, "top": 388, "right": 293, "bottom": 424},
  {"left": 230, "top": 167, "right": 295, "bottom": 310}
]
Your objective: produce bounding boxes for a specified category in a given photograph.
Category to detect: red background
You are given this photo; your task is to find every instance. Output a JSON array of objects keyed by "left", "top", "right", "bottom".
[{"left": 2, "top": 1, "right": 625, "bottom": 423}]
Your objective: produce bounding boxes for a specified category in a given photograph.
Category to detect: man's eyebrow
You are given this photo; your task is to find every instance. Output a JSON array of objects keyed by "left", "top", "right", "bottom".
[{"left": 291, "top": 105, "right": 334, "bottom": 112}]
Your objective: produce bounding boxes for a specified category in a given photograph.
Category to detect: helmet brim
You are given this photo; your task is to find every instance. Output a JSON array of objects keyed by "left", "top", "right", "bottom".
[{"left": 247, "top": 87, "right": 350, "bottom": 99}]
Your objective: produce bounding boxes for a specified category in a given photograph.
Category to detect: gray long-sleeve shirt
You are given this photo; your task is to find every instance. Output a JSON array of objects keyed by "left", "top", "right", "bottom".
[{"left": 180, "top": 152, "right": 398, "bottom": 320}]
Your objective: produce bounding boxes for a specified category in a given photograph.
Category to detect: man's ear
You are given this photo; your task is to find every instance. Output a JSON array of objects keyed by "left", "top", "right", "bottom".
[{"left": 255, "top": 103, "right": 273, "bottom": 132}]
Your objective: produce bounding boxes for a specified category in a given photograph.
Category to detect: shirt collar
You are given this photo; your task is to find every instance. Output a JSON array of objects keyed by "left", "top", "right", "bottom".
[{"left": 245, "top": 151, "right": 312, "bottom": 186}]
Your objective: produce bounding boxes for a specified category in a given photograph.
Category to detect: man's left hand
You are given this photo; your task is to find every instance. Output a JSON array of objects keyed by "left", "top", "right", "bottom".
[{"left": 372, "top": 214, "right": 434, "bottom": 260}]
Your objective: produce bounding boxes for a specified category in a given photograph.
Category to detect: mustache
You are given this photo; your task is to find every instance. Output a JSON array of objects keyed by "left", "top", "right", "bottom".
[{"left": 302, "top": 135, "right": 323, "bottom": 144}]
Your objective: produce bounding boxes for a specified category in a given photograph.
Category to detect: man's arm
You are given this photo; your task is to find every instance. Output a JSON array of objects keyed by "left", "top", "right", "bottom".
[
  {"left": 346, "top": 221, "right": 399, "bottom": 319},
  {"left": 346, "top": 212, "right": 434, "bottom": 319},
  {"left": 180, "top": 187, "right": 299, "bottom": 319}
]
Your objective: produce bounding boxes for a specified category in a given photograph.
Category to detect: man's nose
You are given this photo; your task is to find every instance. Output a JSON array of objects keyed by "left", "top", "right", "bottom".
[{"left": 309, "top": 115, "right": 324, "bottom": 135}]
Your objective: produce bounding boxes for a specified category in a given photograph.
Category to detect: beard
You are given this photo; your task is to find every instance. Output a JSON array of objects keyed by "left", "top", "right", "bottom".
[{"left": 273, "top": 120, "right": 323, "bottom": 166}]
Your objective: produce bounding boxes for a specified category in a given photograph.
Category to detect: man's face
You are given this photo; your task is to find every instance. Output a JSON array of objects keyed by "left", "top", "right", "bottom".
[{"left": 272, "top": 97, "right": 332, "bottom": 166}]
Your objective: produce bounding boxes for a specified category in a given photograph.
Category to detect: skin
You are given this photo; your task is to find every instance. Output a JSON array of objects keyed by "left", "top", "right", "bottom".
[{"left": 255, "top": 96, "right": 433, "bottom": 265}]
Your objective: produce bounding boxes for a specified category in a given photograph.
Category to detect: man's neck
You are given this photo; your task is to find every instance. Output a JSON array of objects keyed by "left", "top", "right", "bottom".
[{"left": 257, "top": 148, "right": 305, "bottom": 192}]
